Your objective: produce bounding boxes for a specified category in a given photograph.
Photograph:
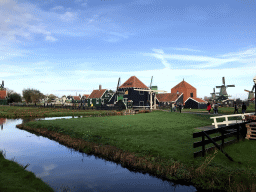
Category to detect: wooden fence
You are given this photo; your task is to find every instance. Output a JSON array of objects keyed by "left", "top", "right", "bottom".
[{"left": 193, "top": 123, "right": 247, "bottom": 160}]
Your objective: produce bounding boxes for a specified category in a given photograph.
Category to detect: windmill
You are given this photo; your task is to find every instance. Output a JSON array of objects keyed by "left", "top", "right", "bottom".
[
  {"left": 210, "top": 88, "right": 217, "bottom": 100},
  {"left": 244, "top": 85, "right": 255, "bottom": 101},
  {"left": 134, "top": 76, "right": 167, "bottom": 110},
  {"left": 114, "top": 77, "right": 126, "bottom": 110},
  {"left": 0, "top": 80, "right": 4, "bottom": 90},
  {"left": 216, "top": 77, "right": 235, "bottom": 101}
]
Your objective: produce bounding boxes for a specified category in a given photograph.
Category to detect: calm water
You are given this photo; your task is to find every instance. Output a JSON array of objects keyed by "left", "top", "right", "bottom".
[{"left": 0, "top": 117, "right": 197, "bottom": 192}]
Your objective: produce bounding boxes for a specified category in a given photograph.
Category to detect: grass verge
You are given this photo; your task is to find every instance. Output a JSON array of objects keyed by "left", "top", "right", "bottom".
[
  {"left": 15, "top": 110, "right": 256, "bottom": 191},
  {"left": 0, "top": 149, "right": 54, "bottom": 192}
]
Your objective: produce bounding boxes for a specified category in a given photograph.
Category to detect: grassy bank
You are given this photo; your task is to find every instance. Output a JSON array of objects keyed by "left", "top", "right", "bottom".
[
  {"left": 0, "top": 105, "right": 122, "bottom": 118},
  {"left": 17, "top": 110, "right": 256, "bottom": 191},
  {"left": 181, "top": 103, "right": 255, "bottom": 114},
  {"left": 0, "top": 150, "right": 54, "bottom": 192}
]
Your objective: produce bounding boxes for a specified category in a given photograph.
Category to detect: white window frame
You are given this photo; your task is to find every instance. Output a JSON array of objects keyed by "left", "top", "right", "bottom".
[
  {"left": 90, "top": 99, "right": 92, "bottom": 104},
  {"left": 96, "top": 98, "right": 99, "bottom": 104},
  {"left": 102, "top": 99, "right": 104, "bottom": 104}
]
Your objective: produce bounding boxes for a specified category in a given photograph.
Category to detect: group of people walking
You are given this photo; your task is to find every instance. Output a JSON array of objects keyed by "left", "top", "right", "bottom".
[
  {"left": 170, "top": 102, "right": 183, "bottom": 113},
  {"left": 207, "top": 102, "right": 247, "bottom": 114},
  {"left": 207, "top": 102, "right": 219, "bottom": 114}
]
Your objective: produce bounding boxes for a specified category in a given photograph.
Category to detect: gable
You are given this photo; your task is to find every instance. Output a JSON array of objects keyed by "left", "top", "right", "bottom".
[
  {"left": 156, "top": 93, "right": 182, "bottom": 102},
  {"left": 119, "top": 76, "right": 148, "bottom": 89},
  {"left": 172, "top": 80, "right": 196, "bottom": 90},
  {"left": 88, "top": 89, "right": 107, "bottom": 99}
]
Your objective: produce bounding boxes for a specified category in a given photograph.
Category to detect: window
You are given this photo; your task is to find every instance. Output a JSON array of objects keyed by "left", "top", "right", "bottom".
[
  {"left": 102, "top": 99, "right": 104, "bottom": 104},
  {"left": 190, "top": 93, "right": 193, "bottom": 98},
  {"left": 96, "top": 98, "right": 99, "bottom": 104},
  {"left": 90, "top": 99, "right": 92, "bottom": 104},
  {"left": 139, "top": 101, "right": 144, "bottom": 106},
  {"left": 125, "top": 90, "right": 128, "bottom": 95},
  {"left": 139, "top": 91, "right": 144, "bottom": 95}
]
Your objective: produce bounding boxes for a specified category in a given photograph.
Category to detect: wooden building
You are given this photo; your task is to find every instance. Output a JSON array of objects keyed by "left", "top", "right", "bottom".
[
  {"left": 107, "top": 76, "right": 151, "bottom": 109},
  {"left": 88, "top": 85, "right": 112, "bottom": 107},
  {"left": 0, "top": 89, "right": 7, "bottom": 105},
  {"left": 184, "top": 97, "right": 207, "bottom": 109}
]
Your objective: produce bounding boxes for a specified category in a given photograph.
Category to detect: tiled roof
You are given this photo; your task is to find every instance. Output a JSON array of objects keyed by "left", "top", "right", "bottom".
[
  {"left": 0, "top": 118, "right": 7, "bottom": 125},
  {"left": 73, "top": 96, "right": 81, "bottom": 100},
  {"left": 156, "top": 93, "right": 182, "bottom": 102},
  {"left": 185, "top": 97, "right": 207, "bottom": 103},
  {"left": 88, "top": 89, "right": 107, "bottom": 99},
  {"left": 0, "top": 90, "right": 7, "bottom": 99},
  {"left": 83, "top": 94, "right": 90, "bottom": 98},
  {"left": 119, "top": 76, "right": 148, "bottom": 89},
  {"left": 172, "top": 80, "right": 196, "bottom": 90}
]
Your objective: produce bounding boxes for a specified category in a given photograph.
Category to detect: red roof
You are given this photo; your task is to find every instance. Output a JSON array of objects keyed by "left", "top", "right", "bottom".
[
  {"left": 119, "top": 76, "right": 148, "bottom": 89},
  {"left": 83, "top": 94, "right": 90, "bottom": 98},
  {"left": 73, "top": 96, "right": 81, "bottom": 100},
  {"left": 88, "top": 89, "right": 107, "bottom": 99},
  {"left": 0, "top": 118, "right": 7, "bottom": 125},
  {"left": 0, "top": 90, "right": 7, "bottom": 99},
  {"left": 156, "top": 93, "right": 182, "bottom": 102},
  {"left": 172, "top": 80, "right": 196, "bottom": 90}
]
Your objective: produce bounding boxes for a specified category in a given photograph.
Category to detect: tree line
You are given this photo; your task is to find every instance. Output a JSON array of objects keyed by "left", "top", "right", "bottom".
[{"left": 7, "top": 88, "right": 57, "bottom": 104}]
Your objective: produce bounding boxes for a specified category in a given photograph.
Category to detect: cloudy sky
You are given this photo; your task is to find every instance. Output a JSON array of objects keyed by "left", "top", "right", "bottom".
[{"left": 1, "top": 0, "right": 256, "bottom": 100}]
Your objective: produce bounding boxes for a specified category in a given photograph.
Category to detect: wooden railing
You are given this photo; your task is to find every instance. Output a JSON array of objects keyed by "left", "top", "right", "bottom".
[
  {"left": 210, "top": 113, "right": 255, "bottom": 128},
  {"left": 193, "top": 123, "right": 247, "bottom": 159}
]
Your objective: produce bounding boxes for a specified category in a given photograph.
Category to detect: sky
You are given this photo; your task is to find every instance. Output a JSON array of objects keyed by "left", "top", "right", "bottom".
[{"left": 1, "top": 0, "right": 256, "bottom": 100}]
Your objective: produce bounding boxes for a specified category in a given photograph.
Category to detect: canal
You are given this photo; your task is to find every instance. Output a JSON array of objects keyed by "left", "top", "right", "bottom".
[{"left": 0, "top": 117, "right": 197, "bottom": 192}]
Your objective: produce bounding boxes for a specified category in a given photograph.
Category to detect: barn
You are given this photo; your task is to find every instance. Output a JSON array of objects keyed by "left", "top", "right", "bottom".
[{"left": 184, "top": 97, "right": 207, "bottom": 109}]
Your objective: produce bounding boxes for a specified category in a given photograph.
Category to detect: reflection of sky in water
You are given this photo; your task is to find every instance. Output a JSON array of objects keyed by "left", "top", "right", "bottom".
[{"left": 0, "top": 118, "right": 197, "bottom": 192}]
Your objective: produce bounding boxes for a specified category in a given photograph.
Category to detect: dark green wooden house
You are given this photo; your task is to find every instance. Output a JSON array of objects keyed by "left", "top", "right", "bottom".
[{"left": 87, "top": 85, "right": 113, "bottom": 107}]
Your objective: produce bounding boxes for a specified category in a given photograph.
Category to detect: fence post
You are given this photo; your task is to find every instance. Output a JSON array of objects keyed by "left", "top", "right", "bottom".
[
  {"left": 202, "top": 135, "right": 205, "bottom": 157},
  {"left": 221, "top": 129, "right": 224, "bottom": 147}
]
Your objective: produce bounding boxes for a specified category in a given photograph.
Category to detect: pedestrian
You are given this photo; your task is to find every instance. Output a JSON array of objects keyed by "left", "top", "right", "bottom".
[
  {"left": 171, "top": 102, "right": 175, "bottom": 112},
  {"left": 178, "top": 103, "right": 182, "bottom": 113},
  {"left": 242, "top": 102, "right": 247, "bottom": 114},
  {"left": 173, "top": 103, "right": 176, "bottom": 112},
  {"left": 207, "top": 102, "right": 211, "bottom": 114},
  {"left": 213, "top": 102, "right": 218, "bottom": 114},
  {"left": 234, "top": 102, "right": 238, "bottom": 114}
]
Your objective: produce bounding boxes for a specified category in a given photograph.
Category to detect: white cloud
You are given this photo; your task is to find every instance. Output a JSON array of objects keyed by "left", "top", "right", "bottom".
[
  {"left": 52, "top": 6, "right": 64, "bottom": 11},
  {"left": 59, "top": 11, "right": 78, "bottom": 22},
  {"left": 45, "top": 35, "right": 57, "bottom": 42},
  {"left": 171, "top": 47, "right": 202, "bottom": 52}
]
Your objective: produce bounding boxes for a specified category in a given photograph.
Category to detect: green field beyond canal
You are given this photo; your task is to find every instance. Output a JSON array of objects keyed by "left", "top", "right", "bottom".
[{"left": 23, "top": 110, "right": 256, "bottom": 192}]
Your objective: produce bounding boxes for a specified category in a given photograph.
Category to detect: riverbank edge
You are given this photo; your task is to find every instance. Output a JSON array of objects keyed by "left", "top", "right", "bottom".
[
  {"left": 15, "top": 123, "right": 256, "bottom": 192},
  {"left": 0, "top": 150, "right": 54, "bottom": 192}
]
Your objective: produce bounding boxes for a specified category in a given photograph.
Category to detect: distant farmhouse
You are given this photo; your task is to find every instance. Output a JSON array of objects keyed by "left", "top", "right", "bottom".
[
  {"left": 107, "top": 76, "right": 152, "bottom": 109},
  {"left": 156, "top": 79, "right": 207, "bottom": 109}
]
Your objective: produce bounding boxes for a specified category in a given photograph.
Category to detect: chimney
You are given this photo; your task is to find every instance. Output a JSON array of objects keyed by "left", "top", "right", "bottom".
[{"left": 99, "top": 85, "right": 102, "bottom": 91}]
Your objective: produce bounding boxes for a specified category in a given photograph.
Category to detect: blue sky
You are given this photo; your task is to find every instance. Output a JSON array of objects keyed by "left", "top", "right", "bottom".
[{"left": 1, "top": 0, "right": 256, "bottom": 100}]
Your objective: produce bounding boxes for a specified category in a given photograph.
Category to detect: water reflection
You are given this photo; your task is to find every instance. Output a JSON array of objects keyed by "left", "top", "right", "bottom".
[
  {"left": 0, "top": 118, "right": 198, "bottom": 192},
  {"left": 0, "top": 118, "right": 7, "bottom": 130}
]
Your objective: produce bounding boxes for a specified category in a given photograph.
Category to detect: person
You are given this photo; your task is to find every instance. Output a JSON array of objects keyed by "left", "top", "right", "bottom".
[
  {"left": 171, "top": 102, "right": 175, "bottom": 112},
  {"left": 173, "top": 103, "right": 176, "bottom": 112},
  {"left": 178, "top": 103, "right": 182, "bottom": 113},
  {"left": 214, "top": 102, "right": 218, "bottom": 114},
  {"left": 234, "top": 102, "right": 238, "bottom": 114},
  {"left": 207, "top": 102, "right": 211, "bottom": 114},
  {"left": 242, "top": 102, "right": 247, "bottom": 114}
]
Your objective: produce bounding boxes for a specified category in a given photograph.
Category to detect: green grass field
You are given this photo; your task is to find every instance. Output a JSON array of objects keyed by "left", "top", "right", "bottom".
[
  {"left": 0, "top": 105, "right": 119, "bottom": 118},
  {"left": 23, "top": 110, "right": 256, "bottom": 191},
  {"left": 0, "top": 150, "right": 54, "bottom": 192}
]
